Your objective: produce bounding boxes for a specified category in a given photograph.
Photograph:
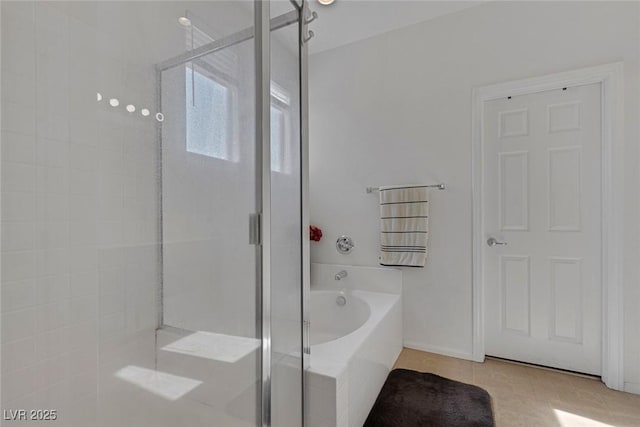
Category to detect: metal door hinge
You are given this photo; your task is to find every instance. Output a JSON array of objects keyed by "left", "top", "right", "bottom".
[{"left": 249, "top": 213, "right": 261, "bottom": 245}]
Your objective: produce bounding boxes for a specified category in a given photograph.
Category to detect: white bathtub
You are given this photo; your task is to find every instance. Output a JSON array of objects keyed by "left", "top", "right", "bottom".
[
  {"left": 306, "top": 263, "right": 403, "bottom": 427},
  {"left": 309, "top": 290, "right": 370, "bottom": 345}
]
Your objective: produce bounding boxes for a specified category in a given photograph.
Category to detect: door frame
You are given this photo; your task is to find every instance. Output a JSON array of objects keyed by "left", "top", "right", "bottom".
[{"left": 471, "top": 62, "right": 624, "bottom": 390}]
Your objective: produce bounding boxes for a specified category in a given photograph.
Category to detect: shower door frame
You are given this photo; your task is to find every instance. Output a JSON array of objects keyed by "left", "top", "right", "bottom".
[{"left": 154, "top": 1, "right": 310, "bottom": 426}]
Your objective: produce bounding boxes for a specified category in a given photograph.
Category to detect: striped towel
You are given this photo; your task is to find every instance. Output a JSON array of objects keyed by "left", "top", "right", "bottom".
[{"left": 379, "top": 186, "right": 429, "bottom": 267}]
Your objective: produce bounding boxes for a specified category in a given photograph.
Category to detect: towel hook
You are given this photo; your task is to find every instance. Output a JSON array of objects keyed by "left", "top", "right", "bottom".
[
  {"left": 305, "top": 11, "right": 318, "bottom": 24},
  {"left": 303, "top": 30, "right": 314, "bottom": 44}
]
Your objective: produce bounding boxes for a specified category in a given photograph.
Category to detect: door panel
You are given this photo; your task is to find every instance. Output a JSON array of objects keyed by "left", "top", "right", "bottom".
[
  {"left": 483, "top": 83, "right": 602, "bottom": 375},
  {"left": 500, "top": 255, "right": 531, "bottom": 335}
]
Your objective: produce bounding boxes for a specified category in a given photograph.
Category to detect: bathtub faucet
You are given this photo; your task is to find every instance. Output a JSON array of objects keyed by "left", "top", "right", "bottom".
[{"left": 334, "top": 270, "right": 348, "bottom": 281}]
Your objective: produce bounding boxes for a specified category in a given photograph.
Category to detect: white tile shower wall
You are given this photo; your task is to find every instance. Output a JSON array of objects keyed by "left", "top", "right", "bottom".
[
  {"left": 0, "top": 1, "right": 255, "bottom": 424},
  {"left": 309, "top": 0, "right": 640, "bottom": 386},
  {"left": 1, "top": 1, "right": 161, "bottom": 422}
]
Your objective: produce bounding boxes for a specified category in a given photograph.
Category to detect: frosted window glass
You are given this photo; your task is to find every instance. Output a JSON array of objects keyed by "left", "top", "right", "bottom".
[{"left": 186, "top": 67, "right": 231, "bottom": 160}]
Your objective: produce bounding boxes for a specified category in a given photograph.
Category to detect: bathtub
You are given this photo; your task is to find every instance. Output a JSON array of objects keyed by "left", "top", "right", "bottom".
[
  {"left": 309, "top": 290, "right": 370, "bottom": 345},
  {"left": 306, "top": 263, "right": 403, "bottom": 427}
]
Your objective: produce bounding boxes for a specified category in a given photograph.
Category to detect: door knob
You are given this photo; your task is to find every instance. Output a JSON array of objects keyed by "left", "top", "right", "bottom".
[{"left": 487, "top": 237, "right": 507, "bottom": 247}]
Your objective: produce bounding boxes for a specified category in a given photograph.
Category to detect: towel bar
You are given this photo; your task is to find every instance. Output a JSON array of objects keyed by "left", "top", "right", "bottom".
[{"left": 366, "top": 184, "right": 446, "bottom": 193}]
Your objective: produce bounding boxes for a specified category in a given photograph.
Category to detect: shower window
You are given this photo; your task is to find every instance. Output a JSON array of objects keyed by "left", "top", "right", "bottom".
[
  {"left": 185, "top": 66, "right": 235, "bottom": 160},
  {"left": 184, "top": 23, "right": 238, "bottom": 161}
]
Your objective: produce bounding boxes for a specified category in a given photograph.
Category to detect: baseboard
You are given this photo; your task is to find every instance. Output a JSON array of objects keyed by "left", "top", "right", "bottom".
[
  {"left": 403, "top": 341, "right": 474, "bottom": 361},
  {"left": 624, "top": 382, "right": 640, "bottom": 395}
]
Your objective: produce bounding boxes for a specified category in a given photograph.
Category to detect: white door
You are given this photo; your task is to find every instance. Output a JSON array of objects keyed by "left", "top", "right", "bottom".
[{"left": 483, "top": 83, "right": 602, "bottom": 375}]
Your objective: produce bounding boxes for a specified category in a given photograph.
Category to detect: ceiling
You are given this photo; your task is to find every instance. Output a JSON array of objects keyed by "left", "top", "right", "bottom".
[{"left": 305, "top": 0, "right": 483, "bottom": 54}]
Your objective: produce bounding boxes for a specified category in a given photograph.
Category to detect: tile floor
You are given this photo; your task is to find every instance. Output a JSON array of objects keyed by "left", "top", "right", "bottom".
[{"left": 393, "top": 348, "right": 640, "bottom": 427}]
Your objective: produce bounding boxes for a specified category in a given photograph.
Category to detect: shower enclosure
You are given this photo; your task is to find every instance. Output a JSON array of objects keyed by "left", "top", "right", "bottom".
[{"left": 0, "top": 1, "right": 310, "bottom": 426}]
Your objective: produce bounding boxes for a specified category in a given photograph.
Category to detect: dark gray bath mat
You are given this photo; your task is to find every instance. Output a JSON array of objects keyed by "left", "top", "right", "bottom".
[{"left": 364, "top": 369, "right": 495, "bottom": 427}]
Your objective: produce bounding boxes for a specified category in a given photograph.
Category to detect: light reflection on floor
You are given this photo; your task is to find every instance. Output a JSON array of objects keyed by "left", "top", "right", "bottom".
[
  {"left": 115, "top": 365, "right": 202, "bottom": 400},
  {"left": 554, "top": 409, "right": 615, "bottom": 427}
]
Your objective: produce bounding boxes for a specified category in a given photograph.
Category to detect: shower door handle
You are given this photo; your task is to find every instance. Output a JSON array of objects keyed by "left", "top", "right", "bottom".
[
  {"left": 303, "top": 320, "right": 311, "bottom": 355},
  {"left": 249, "top": 213, "right": 261, "bottom": 245}
]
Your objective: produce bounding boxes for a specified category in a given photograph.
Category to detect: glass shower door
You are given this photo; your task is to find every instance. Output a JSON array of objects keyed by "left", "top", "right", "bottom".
[
  {"left": 269, "top": 1, "right": 304, "bottom": 426},
  {"left": 159, "top": 8, "right": 261, "bottom": 426},
  {"left": 0, "top": 1, "right": 306, "bottom": 425},
  {"left": 157, "top": 2, "right": 306, "bottom": 426}
]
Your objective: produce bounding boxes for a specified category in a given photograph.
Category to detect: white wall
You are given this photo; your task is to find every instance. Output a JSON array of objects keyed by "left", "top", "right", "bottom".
[
  {"left": 1, "top": 2, "right": 161, "bottom": 422},
  {"left": 309, "top": 0, "right": 640, "bottom": 387}
]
